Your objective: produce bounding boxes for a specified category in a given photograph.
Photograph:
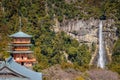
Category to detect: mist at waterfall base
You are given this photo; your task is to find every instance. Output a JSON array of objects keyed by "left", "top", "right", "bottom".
[{"left": 97, "top": 21, "right": 106, "bottom": 69}]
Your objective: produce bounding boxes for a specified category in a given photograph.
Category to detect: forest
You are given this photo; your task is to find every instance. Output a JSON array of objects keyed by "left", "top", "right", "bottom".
[{"left": 0, "top": 0, "right": 120, "bottom": 79}]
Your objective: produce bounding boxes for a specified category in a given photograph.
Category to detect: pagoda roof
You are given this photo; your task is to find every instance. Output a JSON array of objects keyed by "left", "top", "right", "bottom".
[
  {"left": 9, "top": 44, "right": 33, "bottom": 46},
  {"left": 8, "top": 51, "right": 33, "bottom": 54},
  {"left": 9, "top": 31, "right": 32, "bottom": 38},
  {"left": 0, "top": 57, "right": 42, "bottom": 80},
  {"left": 0, "top": 66, "right": 29, "bottom": 80}
]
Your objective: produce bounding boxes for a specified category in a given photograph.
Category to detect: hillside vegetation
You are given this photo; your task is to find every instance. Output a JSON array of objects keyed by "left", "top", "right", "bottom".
[{"left": 0, "top": 0, "right": 120, "bottom": 76}]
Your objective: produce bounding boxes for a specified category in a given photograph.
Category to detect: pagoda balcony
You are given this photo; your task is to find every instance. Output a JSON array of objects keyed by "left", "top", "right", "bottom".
[
  {"left": 12, "top": 41, "right": 31, "bottom": 44},
  {"left": 13, "top": 48, "right": 30, "bottom": 51},
  {"left": 15, "top": 59, "right": 36, "bottom": 62}
]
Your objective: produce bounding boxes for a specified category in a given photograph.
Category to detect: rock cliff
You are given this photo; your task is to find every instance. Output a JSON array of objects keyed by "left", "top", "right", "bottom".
[{"left": 53, "top": 18, "right": 117, "bottom": 65}]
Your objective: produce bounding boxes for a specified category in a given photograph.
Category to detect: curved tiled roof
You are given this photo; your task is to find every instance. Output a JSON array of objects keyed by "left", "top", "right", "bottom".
[
  {"left": 0, "top": 57, "right": 42, "bottom": 80},
  {"left": 9, "top": 44, "right": 32, "bottom": 46},
  {"left": 8, "top": 51, "right": 33, "bottom": 54},
  {"left": 9, "top": 31, "right": 32, "bottom": 38}
]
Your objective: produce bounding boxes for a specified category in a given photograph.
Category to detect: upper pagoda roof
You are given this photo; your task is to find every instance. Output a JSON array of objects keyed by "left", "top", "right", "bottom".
[
  {"left": 9, "top": 31, "right": 32, "bottom": 38},
  {"left": 0, "top": 57, "right": 42, "bottom": 80}
]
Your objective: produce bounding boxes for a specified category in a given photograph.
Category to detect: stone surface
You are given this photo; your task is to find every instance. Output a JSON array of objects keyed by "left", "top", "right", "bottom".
[
  {"left": 59, "top": 19, "right": 117, "bottom": 47},
  {"left": 87, "top": 69, "right": 120, "bottom": 80},
  {"left": 42, "top": 65, "right": 120, "bottom": 80},
  {"left": 42, "top": 64, "right": 82, "bottom": 80}
]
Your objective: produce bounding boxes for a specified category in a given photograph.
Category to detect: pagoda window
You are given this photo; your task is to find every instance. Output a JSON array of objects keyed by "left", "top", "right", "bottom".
[
  {"left": 20, "top": 39, "right": 22, "bottom": 42},
  {"left": 14, "top": 46, "right": 30, "bottom": 51},
  {"left": 21, "top": 56, "right": 25, "bottom": 60},
  {"left": 16, "top": 38, "right": 20, "bottom": 41},
  {"left": 13, "top": 38, "right": 30, "bottom": 43},
  {"left": 24, "top": 57, "right": 27, "bottom": 60}
]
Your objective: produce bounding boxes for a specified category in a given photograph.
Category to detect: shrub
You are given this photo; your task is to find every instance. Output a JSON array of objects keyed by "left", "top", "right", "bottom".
[{"left": 75, "top": 76, "right": 85, "bottom": 80}]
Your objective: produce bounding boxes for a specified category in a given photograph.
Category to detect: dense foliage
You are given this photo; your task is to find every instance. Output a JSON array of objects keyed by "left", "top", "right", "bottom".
[
  {"left": 0, "top": 0, "right": 120, "bottom": 74},
  {"left": 108, "top": 32, "right": 120, "bottom": 74},
  {"left": 107, "top": 21, "right": 120, "bottom": 74}
]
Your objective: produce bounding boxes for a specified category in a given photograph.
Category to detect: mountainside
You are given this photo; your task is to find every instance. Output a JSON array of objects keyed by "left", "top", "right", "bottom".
[
  {"left": 0, "top": 0, "right": 120, "bottom": 79},
  {"left": 42, "top": 64, "right": 120, "bottom": 80}
]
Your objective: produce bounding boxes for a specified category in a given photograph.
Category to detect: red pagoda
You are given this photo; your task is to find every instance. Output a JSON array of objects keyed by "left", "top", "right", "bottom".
[{"left": 8, "top": 31, "right": 36, "bottom": 67}]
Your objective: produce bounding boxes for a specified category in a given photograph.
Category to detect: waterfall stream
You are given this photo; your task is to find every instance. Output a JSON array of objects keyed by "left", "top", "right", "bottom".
[{"left": 97, "top": 21, "right": 105, "bottom": 69}]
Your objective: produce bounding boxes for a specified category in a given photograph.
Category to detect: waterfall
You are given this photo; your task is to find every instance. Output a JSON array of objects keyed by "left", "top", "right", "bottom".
[{"left": 97, "top": 20, "right": 105, "bottom": 69}]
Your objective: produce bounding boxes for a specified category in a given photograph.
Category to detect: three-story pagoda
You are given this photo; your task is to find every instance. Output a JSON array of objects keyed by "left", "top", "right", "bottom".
[{"left": 8, "top": 31, "right": 36, "bottom": 67}]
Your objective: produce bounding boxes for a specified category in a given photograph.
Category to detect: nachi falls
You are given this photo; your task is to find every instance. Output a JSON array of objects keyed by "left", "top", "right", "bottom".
[{"left": 97, "top": 20, "right": 105, "bottom": 69}]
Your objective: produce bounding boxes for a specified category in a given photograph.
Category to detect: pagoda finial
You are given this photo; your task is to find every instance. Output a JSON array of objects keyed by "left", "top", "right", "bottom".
[{"left": 19, "top": 16, "right": 22, "bottom": 31}]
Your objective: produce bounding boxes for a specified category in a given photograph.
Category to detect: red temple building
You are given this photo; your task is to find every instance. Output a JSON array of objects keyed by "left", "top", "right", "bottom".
[
  {"left": 0, "top": 17, "right": 42, "bottom": 80},
  {"left": 8, "top": 31, "right": 36, "bottom": 67}
]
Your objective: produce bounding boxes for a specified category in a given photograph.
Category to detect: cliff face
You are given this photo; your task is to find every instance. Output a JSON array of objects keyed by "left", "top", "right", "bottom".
[
  {"left": 56, "top": 19, "right": 116, "bottom": 46},
  {"left": 54, "top": 18, "right": 117, "bottom": 64}
]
